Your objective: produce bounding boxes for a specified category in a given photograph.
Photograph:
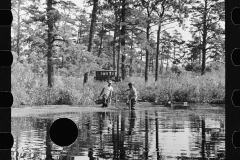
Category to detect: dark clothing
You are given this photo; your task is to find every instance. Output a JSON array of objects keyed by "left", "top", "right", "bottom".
[
  {"left": 126, "top": 98, "right": 136, "bottom": 110},
  {"left": 88, "top": 149, "right": 94, "bottom": 160},
  {"left": 102, "top": 94, "right": 109, "bottom": 108}
]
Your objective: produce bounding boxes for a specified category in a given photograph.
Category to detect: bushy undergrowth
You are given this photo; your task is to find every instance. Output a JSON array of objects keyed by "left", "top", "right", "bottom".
[
  {"left": 12, "top": 62, "right": 225, "bottom": 107},
  {"left": 118, "top": 68, "right": 225, "bottom": 103}
]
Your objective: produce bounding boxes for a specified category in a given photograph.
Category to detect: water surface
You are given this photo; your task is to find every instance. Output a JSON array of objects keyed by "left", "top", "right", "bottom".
[{"left": 11, "top": 104, "right": 225, "bottom": 160}]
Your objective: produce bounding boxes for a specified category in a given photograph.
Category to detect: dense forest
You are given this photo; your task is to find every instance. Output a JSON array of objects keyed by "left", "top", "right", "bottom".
[{"left": 11, "top": 0, "right": 225, "bottom": 106}]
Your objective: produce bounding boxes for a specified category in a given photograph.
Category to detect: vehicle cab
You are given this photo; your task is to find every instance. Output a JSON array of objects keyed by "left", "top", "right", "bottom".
[{"left": 94, "top": 70, "right": 121, "bottom": 82}]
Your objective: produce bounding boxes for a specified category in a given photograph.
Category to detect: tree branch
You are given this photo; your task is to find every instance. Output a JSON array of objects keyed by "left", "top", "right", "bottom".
[
  {"left": 160, "top": 0, "right": 166, "bottom": 18},
  {"left": 52, "top": 0, "right": 68, "bottom": 6},
  {"left": 157, "top": 26, "right": 175, "bottom": 34}
]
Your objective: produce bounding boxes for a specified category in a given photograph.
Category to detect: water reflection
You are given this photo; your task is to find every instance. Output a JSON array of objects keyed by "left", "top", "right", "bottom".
[
  {"left": 155, "top": 111, "right": 161, "bottom": 160},
  {"left": 11, "top": 105, "right": 225, "bottom": 160},
  {"left": 201, "top": 119, "right": 206, "bottom": 159}
]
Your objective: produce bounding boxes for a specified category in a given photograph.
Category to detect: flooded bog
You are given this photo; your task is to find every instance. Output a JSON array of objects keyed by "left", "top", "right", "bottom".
[{"left": 11, "top": 104, "right": 225, "bottom": 160}]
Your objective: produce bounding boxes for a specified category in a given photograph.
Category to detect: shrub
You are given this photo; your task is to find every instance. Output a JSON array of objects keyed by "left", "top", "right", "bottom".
[
  {"left": 184, "top": 62, "right": 211, "bottom": 73},
  {"left": 12, "top": 60, "right": 225, "bottom": 107}
]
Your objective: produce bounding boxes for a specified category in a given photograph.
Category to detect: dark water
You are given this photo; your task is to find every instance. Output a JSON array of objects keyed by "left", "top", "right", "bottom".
[{"left": 11, "top": 104, "right": 225, "bottom": 160}]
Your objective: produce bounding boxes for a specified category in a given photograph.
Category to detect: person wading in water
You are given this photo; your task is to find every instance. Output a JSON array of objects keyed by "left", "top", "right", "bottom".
[
  {"left": 98, "top": 80, "right": 114, "bottom": 108},
  {"left": 124, "top": 82, "right": 138, "bottom": 110}
]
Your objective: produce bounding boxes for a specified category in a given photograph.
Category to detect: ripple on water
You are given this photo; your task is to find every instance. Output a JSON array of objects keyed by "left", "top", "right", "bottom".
[{"left": 11, "top": 105, "right": 225, "bottom": 159}]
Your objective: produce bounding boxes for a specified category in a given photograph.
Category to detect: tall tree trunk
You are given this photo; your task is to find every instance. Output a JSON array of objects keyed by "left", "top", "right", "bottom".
[
  {"left": 129, "top": 31, "right": 133, "bottom": 77},
  {"left": 152, "top": 60, "right": 154, "bottom": 73},
  {"left": 129, "top": 58, "right": 133, "bottom": 77},
  {"left": 201, "top": 0, "right": 207, "bottom": 75},
  {"left": 145, "top": 23, "right": 150, "bottom": 82},
  {"left": 117, "top": 43, "right": 120, "bottom": 81},
  {"left": 160, "top": 46, "right": 164, "bottom": 74},
  {"left": 112, "top": 5, "right": 118, "bottom": 70},
  {"left": 173, "top": 43, "right": 176, "bottom": 62},
  {"left": 121, "top": 55, "right": 126, "bottom": 79},
  {"left": 121, "top": 0, "right": 126, "bottom": 80},
  {"left": 166, "top": 58, "right": 169, "bottom": 72},
  {"left": 199, "top": 50, "right": 201, "bottom": 64},
  {"left": 140, "top": 49, "right": 143, "bottom": 76},
  {"left": 98, "top": 22, "right": 104, "bottom": 57},
  {"left": 47, "top": 0, "right": 54, "bottom": 87},
  {"left": 61, "top": 55, "right": 64, "bottom": 68},
  {"left": 155, "top": 24, "right": 161, "bottom": 81},
  {"left": 151, "top": 58, "right": 154, "bottom": 73},
  {"left": 117, "top": 8, "right": 121, "bottom": 81},
  {"left": 148, "top": 57, "right": 151, "bottom": 75},
  {"left": 84, "top": 0, "right": 98, "bottom": 84},
  {"left": 160, "top": 59, "right": 163, "bottom": 74},
  {"left": 16, "top": 0, "right": 21, "bottom": 58},
  {"left": 77, "top": 23, "right": 82, "bottom": 44}
]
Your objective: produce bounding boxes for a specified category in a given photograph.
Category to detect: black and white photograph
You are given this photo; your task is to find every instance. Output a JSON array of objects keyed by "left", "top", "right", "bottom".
[{"left": 11, "top": 0, "right": 225, "bottom": 159}]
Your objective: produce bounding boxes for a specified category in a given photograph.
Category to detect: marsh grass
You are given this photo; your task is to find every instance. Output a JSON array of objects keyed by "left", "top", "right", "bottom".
[{"left": 12, "top": 62, "right": 225, "bottom": 107}]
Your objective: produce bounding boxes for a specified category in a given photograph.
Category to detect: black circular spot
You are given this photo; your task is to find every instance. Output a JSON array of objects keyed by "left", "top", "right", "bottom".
[
  {"left": 232, "top": 8, "right": 240, "bottom": 25},
  {"left": 0, "top": 133, "right": 14, "bottom": 149},
  {"left": 49, "top": 118, "right": 78, "bottom": 147},
  {"left": 232, "top": 90, "right": 240, "bottom": 107},
  {"left": 0, "top": 92, "right": 13, "bottom": 107},
  {"left": 0, "top": 10, "right": 12, "bottom": 25},
  {"left": 233, "top": 131, "right": 240, "bottom": 148},
  {"left": 232, "top": 48, "right": 240, "bottom": 66},
  {"left": 0, "top": 51, "right": 13, "bottom": 66}
]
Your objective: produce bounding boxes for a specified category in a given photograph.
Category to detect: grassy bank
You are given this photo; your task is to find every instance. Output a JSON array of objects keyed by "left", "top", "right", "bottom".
[{"left": 12, "top": 62, "right": 225, "bottom": 107}]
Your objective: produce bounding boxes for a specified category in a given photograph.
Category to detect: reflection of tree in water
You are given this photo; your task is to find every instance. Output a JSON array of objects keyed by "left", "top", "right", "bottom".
[
  {"left": 62, "top": 111, "right": 142, "bottom": 159},
  {"left": 204, "top": 121, "right": 225, "bottom": 158},
  {"left": 144, "top": 110, "right": 149, "bottom": 160},
  {"left": 197, "top": 117, "right": 225, "bottom": 159},
  {"left": 189, "top": 114, "right": 201, "bottom": 133},
  {"left": 12, "top": 117, "right": 54, "bottom": 160},
  {"left": 188, "top": 114, "right": 225, "bottom": 159},
  {"left": 115, "top": 112, "right": 120, "bottom": 159},
  {"left": 85, "top": 113, "right": 93, "bottom": 149},
  {"left": 112, "top": 110, "right": 142, "bottom": 160},
  {"left": 155, "top": 111, "right": 162, "bottom": 160},
  {"left": 98, "top": 112, "right": 105, "bottom": 158},
  {"left": 45, "top": 119, "right": 54, "bottom": 160},
  {"left": 11, "top": 108, "right": 225, "bottom": 160},
  {"left": 185, "top": 114, "right": 225, "bottom": 159},
  {"left": 126, "top": 111, "right": 136, "bottom": 157},
  {"left": 201, "top": 118, "right": 206, "bottom": 159},
  {"left": 88, "top": 148, "right": 94, "bottom": 160},
  {"left": 119, "top": 111, "right": 126, "bottom": 159},
  {"left": 95, "top": 112, "right": 114, "bottom": 159},
  {"left": 14, "top": 130, "right": 19, "bottom": 160},
  {"left": 128, "top": 111, "right": 136, "bottom": 136}
]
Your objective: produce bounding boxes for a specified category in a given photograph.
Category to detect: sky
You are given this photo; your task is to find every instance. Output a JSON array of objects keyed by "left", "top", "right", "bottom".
[
  {"left": 11, "top": 0, "right": 192, "bottom": 41},
  {"left": 69, "top": 0, "right": 193, "bottom": 41}
]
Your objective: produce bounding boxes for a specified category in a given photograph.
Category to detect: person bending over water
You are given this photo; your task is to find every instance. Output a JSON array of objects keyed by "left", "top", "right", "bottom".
[
  {"left": 123, "top": 82, "right": 138, "bottom": 110},
  {"left": 98, "top": 80, "right": 113, "bottom": 108}
]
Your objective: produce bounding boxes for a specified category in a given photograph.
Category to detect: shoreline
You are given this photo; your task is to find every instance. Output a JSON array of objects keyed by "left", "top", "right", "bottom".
[{"left": 11, "top": 102, "right": 225, "bottom": 117}]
